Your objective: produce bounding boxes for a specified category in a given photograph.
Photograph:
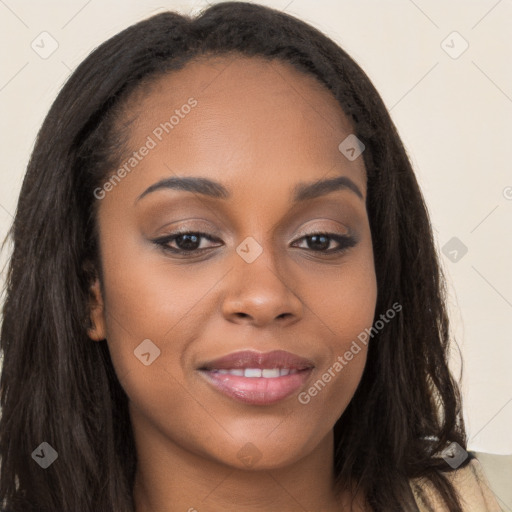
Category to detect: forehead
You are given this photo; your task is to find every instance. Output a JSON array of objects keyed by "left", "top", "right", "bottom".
[
  {"left": 137, "top": 54, "right": 354, "bottom": 129},
  {"left": 112, "top": 54, "right": 366, "bottom": 201}
]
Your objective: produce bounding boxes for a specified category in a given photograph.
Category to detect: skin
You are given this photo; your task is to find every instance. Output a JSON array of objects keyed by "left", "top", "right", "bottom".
[{"left": 88, "top": 55, "right": 377, "bottom": 512}]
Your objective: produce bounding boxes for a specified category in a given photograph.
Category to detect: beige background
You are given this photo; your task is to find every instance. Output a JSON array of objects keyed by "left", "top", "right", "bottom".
[{"left": 0, "top": 0, "right": 511, "bottom": 456}]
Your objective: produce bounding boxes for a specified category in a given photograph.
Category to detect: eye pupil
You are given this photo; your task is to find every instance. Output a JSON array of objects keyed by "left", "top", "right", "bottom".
[
  {"left": 177, "top": 234, "right": 200, "bottom": 250},
  {"left": 308, "top": 234, "right": 330, "bottom": 251}
]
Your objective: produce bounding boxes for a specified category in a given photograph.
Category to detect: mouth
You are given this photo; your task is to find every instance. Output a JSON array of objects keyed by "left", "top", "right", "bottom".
[{"left": 198, "top": 350, "right": 314, "bottom": 405}]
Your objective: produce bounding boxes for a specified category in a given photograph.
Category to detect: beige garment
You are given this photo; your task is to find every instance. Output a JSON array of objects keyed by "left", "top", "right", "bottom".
[{"left": 409, "top": 458, "right": 503, "bottom": 511}]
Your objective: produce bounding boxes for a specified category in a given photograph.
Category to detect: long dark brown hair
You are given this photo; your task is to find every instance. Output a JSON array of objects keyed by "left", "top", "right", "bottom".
[{"left": 0, "top": 2, "right": 468, "bottom": 510}]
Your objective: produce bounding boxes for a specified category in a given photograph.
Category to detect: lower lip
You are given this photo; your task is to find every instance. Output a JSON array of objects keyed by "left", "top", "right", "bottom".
[{"left": 199, "top": 369, "right": 313, "bottom": 405}]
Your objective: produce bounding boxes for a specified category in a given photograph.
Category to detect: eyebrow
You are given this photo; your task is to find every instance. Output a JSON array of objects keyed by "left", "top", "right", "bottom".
[{"left": 135, "top": 174, "right": 364, "bottom": 203}]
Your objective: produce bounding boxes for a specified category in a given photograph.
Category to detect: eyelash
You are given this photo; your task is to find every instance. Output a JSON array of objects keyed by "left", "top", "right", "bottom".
[{"left": 152, "top": 230, "right": 357, "bottom": 256}]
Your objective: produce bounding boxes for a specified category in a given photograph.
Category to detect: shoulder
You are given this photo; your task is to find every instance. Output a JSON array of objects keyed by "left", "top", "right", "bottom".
[{"left": 409, "top": 453, "right": 503, "bottom": 511}]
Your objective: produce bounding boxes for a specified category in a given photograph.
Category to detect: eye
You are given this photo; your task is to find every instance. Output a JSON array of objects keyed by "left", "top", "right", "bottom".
[
  {"left": 291, "top": 232, "right": 357, "bottom": 254},
  {"left": 152, "top": 230, "right": 357, "bottom": 257},
  {"left": 153, "top": 231, "right": 222, "bottom": 254}
]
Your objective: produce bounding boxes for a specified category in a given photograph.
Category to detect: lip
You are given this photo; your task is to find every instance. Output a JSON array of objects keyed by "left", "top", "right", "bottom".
[
  {"left": 198, "top": 350, "right": 315, "bottom": 405},
  {"left": 199, "top": 349, "right": 315, "bottom": 371}
]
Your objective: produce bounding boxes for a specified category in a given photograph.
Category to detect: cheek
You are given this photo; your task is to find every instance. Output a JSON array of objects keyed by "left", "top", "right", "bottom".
[
  {"left": 97, "top": 240, "right": 219, "bottom": 446},
  {"left": 97, "top": 218, "right": 223, "bottom": 373},
  {"left": 293, "top": 240, "right": 377, "bottom": 416},
  {"left": 300, "top": 235, "right": 378, "bottom": 349}
]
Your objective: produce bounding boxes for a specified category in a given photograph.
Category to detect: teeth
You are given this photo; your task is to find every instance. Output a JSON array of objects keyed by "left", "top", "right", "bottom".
[
  {"left": 211, "top": 368, "right": 299, "bottom": 377},
  {"left": 244, "top": 368, "right": 262, "bottom": 377}
]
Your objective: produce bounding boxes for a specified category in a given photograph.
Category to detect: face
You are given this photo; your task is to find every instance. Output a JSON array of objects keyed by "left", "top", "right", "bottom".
[{"left": 88, "top": 55, "right": 377, "bottom": 470}]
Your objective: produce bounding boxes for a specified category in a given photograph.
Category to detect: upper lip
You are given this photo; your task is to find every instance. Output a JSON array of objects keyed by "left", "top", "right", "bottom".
[{"left": 199, "top": 350, "right": 315, "bottom": 371}]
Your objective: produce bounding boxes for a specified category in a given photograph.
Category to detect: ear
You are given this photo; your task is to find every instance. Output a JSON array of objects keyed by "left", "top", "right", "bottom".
[{"left": 87, "top": 277, "right": 107, "bottom": 342}]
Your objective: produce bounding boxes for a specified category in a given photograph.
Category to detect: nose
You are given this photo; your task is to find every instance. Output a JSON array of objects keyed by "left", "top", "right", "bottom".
[{"left": 221, "top": 245, "right": 304, "bottom": 328}]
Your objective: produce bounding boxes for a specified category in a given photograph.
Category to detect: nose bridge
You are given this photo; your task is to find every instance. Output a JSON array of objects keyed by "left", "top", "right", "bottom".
[
  {"left": 236, "top": 237, "right": 284, "bottom": 290},
  {"left": 221, "top": 236, "right": 303, "bottom": 326}
]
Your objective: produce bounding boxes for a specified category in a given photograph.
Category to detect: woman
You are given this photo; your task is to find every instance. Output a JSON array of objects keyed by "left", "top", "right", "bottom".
[{"left": 0, "top": 2, "right": 501, "bottom": 511}]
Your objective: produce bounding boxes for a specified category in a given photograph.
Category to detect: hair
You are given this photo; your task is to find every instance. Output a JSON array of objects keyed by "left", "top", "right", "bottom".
[{"left": 0, "top": 2, "right": 469, "bottom": 511}]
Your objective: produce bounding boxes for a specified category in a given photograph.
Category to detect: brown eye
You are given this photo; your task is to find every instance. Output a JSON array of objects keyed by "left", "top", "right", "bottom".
[
  {"left": 292, "top": 233, "right": 357, "bottom": 254},
  {"left": 153, "top": 231, "right": 222, "bottom": 254}
]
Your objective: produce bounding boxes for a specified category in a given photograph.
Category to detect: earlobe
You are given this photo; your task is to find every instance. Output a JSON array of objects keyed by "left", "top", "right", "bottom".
[{"left": 87, "top": 278, "right": 107, "bottom": 342}]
